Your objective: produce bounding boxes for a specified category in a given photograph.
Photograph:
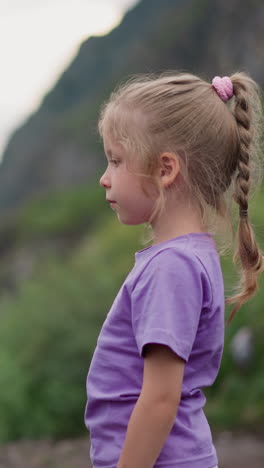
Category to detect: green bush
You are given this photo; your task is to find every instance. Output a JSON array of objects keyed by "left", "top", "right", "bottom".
[{"left": 0, "top": 216, "right": 141, "bottom": 441}]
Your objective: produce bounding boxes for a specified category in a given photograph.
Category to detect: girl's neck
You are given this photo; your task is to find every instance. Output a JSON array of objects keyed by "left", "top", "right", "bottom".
[{"left": 151, "top": 194, "right": 207, "bottom": 245}]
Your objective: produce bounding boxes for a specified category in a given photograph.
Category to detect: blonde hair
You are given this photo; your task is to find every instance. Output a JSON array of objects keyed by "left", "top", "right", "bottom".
[{"left": 98, "top": 71, "right": 264, "bottom": 320}]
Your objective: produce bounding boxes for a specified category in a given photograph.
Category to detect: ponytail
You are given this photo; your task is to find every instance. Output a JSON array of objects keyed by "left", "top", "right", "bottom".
[{"left": 226, "top": 73, "right": 264, "bottom": 322}]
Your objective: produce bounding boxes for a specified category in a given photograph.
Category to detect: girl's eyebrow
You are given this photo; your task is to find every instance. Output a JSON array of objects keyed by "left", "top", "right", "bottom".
[{"left": 105, "top": 148, "right": 113, "bottom": 158}]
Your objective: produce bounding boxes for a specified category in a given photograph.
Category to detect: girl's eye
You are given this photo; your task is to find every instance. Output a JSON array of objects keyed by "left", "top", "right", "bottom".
[{"left": 109, "top": 159, "right": 119, "bottom": 167}]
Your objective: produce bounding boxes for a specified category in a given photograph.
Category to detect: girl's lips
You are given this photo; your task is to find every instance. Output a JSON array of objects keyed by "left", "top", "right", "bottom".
[{"left": 107, "top": 199, "right": 116, "bottom": 203}]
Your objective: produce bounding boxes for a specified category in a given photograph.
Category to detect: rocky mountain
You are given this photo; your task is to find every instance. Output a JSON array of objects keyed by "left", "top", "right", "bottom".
[{"left": 0, "top": 0, "right": 263, "bottom": 214}]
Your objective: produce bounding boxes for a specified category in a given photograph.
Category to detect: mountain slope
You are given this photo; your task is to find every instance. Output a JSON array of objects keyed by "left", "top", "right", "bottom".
[{"left": 0, "top": 0, "right": 263, "bottom": 214}]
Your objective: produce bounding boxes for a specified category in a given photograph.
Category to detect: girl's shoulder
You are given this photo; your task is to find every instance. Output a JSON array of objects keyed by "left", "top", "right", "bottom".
[
  {"left": 129, "top": 233, "right": 223, "bottom": 304},
  {"left": 135, "top": 232, "right": 218, "bottom": 274}
]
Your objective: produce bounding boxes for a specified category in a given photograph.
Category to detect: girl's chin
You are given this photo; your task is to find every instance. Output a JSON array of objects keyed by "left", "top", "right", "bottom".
[{"left": 116, "top": 213, "right": 149, "bottom": 226}]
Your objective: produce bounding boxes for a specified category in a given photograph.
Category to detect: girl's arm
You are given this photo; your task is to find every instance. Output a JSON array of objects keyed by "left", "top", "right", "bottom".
[{"left": 117, "top": 344, "right": 185, "bottom": 468}]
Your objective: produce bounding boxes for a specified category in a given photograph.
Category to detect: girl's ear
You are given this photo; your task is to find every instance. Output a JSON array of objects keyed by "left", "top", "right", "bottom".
[{"left": 159, "top": 152, "right": 180, "bottom": 188}]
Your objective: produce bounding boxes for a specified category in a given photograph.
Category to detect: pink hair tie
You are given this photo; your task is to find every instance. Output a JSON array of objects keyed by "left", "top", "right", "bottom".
[{"left": 212, "top": 76, "right": 233, "bottom": 102}]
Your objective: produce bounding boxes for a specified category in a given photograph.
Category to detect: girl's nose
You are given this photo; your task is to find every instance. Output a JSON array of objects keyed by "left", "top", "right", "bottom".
[{"left": 99, "top": 170, "right": 111, "bottom": 188}]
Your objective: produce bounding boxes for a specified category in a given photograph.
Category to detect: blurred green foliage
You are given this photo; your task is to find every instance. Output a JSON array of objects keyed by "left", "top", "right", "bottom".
[
  {"left": 15, "top": 184, "right": 107, "bottom": 240},
  {"left": 0, "top": 194, "right": 142, "bottom": 441},
  {"left": 0, "top": 184, "right": 264, "bottom": 441}
]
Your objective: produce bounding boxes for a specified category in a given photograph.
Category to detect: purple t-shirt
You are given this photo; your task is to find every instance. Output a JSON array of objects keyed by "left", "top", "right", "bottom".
[{"left": 85, "top": 233, "right": 224, "bottom": 468}]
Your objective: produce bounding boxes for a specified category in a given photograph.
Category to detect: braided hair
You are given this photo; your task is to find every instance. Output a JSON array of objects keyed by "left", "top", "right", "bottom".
[{"left": 226, "top": 73, "right": 264, "bottom": 321}]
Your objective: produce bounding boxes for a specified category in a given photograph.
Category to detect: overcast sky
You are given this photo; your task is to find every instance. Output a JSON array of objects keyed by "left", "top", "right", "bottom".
[{"left": 0, "top": 0, "right": 139, "bottom": 159}]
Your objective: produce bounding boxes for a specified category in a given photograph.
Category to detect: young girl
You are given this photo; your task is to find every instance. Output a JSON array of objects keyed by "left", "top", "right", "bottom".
[{"left": 85, "top": 72, "right": 264, "bottom": 468}]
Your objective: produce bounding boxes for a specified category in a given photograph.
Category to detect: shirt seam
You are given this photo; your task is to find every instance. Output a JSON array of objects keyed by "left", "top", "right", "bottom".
[
  {"left": 193, "top": 255, "right": 214, "bottom": 309},
  {"left": 131, "top": 239, "right": 189, "bottom": 294},
  {"left": 185, "top": 236, "right": 214, "bottom": 310}
]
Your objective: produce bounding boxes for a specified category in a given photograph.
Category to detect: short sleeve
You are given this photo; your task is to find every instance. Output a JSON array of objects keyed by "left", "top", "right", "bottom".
[{"left": 131, "top": 249, "right": 204, "bottom": 361}]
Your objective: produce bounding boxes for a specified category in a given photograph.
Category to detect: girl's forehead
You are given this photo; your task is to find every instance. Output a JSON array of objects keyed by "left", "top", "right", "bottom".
[
  {"left": 102, "top": 105, "right": 144, "bottom": 148},
  {"left": 103, "top": 136, "right": 125, "bottom": 155}
]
